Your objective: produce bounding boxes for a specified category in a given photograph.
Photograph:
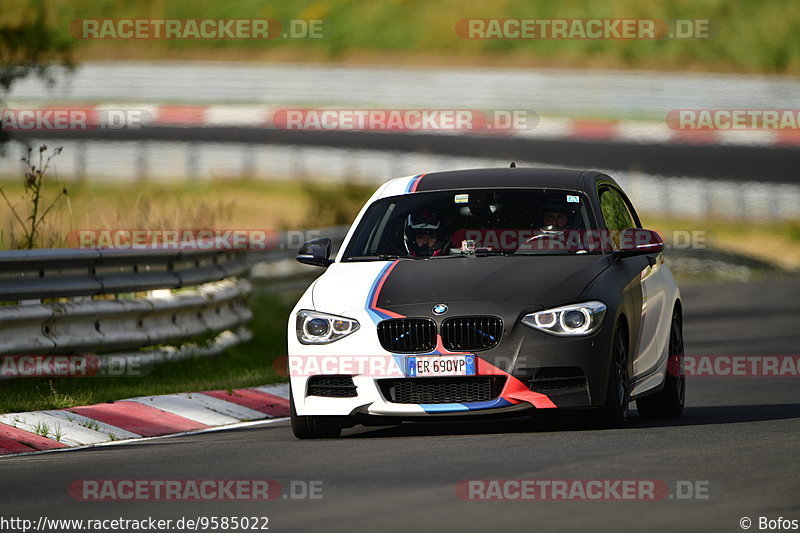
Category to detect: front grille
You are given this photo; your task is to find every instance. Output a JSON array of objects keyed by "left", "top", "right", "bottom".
[
  {"left": 528, "top": 367, "right": 587, "bottom": 393},
  {"left": 441, "top": 316, "right": 503, "bottom": 351},
  {"left": 307, "top": 375, "right": 357, "bottom": 398},
  {"left": 377, "top": 318, "right": 436, "bottom": 353},
  {"left": 379, "top": 376, "right": 506, "bottom": 404}
]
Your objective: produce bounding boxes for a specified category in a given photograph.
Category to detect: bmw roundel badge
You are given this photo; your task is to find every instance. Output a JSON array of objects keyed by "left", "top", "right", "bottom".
[{"left": 433, "top": 304, "right": 448, "bottom": 315}]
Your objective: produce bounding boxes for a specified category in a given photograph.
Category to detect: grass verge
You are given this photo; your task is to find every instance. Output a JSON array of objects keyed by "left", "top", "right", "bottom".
[
  {"left": 0, "top": 177, "right": 375, "bottom": 249},
  {"left": 645, "top": 215, "right": 800, "bottom": 272}
]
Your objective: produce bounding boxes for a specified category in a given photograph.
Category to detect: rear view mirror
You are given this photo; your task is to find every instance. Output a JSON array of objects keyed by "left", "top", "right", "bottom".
[{"left": 296, "top": 238, "right": 333, "bottom": 267}]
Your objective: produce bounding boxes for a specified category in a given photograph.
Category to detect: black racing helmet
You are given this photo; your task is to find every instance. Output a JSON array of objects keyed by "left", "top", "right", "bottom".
[
  {"left": 404, "top": 207, "right": 449, "bottom": 257},
  {"left": 538, "top": 199, "right": 581, "bottom": 230}
]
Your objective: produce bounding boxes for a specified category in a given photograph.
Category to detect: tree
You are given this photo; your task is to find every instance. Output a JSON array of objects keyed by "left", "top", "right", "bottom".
[{"left": 1, "top": 0, "right": 75, "bottom": 145}]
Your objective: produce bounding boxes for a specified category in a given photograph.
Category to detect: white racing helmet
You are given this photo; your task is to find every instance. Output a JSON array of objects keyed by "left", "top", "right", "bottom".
[{"left": 404, "top": 208, "right": 449, "bottom": 257}]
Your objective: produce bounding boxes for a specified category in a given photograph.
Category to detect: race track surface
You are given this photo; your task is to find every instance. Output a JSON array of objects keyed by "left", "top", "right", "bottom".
[{"left": 12, "top": 127, "right": 800, "bottom": 182}]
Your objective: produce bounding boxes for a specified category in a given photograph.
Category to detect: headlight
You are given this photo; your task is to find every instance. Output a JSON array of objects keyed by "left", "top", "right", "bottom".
[
  {"left": 296, "top": 310, "right": 360, "bottom": 344},
  {"left": 521, "top": 301, "right": 607, "bottom": 336}
]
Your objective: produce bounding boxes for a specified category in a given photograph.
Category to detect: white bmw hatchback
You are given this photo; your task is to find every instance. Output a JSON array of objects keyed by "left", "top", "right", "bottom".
[{"left": 287, "top": 168, "right": 684, "bottom": 438}]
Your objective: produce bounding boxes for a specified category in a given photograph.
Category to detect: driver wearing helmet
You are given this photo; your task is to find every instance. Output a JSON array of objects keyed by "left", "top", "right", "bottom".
[
  {"left": 540, "top": 202, "right": 575, "bottom": 230},
  {"left": 404, "top": 208, "right": 450, "bottom": 258},
  {"left": 522, "top": 200, "right": 584, "bottom": 252}
]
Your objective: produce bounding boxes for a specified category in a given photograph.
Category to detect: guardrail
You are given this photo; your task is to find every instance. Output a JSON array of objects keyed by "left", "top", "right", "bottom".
[
  {"left": 0, "top": 248, "right": 249, "bottom": 301},
  {"left": 0, "top": 247, "right": 255, "bottom": 373}
]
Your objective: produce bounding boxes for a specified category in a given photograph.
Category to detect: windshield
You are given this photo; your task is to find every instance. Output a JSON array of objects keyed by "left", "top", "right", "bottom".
[{"left": 342, "top": 188, "right": 601, "bottom": 261}]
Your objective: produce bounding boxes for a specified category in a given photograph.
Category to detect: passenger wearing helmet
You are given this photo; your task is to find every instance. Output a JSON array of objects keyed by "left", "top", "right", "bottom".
[{"left": 404, "top": 208, "right": 450, "bottom": 257}]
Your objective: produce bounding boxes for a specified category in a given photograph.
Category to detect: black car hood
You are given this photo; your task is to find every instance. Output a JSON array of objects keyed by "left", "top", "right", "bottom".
[{"left": 374, "top": 254, "right": 610, "bottom": 311}]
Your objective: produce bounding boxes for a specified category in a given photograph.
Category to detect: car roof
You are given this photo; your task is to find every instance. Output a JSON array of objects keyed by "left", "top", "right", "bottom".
[{"left": 406, "top": 167, "right": 614, "bottom": 194}]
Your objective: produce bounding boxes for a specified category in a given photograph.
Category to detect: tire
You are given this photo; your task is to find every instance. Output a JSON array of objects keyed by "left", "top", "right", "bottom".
[
  {"left": 595, "top": 321, "right": 630, "bottom": 428},
  {"left": 290, "top": 387, "right": 343, "bottom": 439},
  {"left": 636, "top": 308, "right": 685, "bottom": 418}
]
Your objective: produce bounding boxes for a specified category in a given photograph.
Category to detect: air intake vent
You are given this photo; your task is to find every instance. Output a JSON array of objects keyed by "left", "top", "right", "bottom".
[
  {"left": 379, "top": 376, "right": 505, "bottom": 404},
  {"left": 377, "top": 318, "right": 436, "bottom": 353},
  {"left": 441, "top": 316, "right": 502, "bottom": 351},
  {"left": 528, "top": 367, "right": 587, "bottom": 393},
  {"left": 307, "top": 376, "right": 357, "bottom": 398}
]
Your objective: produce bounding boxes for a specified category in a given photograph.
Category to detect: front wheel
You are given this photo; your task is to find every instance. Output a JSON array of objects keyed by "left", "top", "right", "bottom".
[
  {"left": 636, "top": 309, "right": 685, "bottom": 418},
  {"left": 290, "top": 388, "right": 343, "bottom": 439},
  {"left": 594, "top": 321, "right": 630, "bottom": 428}
]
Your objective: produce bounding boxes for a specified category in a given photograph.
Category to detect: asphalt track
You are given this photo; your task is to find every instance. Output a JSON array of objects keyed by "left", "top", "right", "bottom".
[
  {"left": 9, "top": 127, "right": 800, "bottom": 183},
  {"left": 1, "top": 276, "right": 798, "bottom": 532}
]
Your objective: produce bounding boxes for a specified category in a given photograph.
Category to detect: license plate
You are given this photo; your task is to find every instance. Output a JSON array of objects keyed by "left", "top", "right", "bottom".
[{"left": 406, "top": 355, "right": 476, "bottom": 377}]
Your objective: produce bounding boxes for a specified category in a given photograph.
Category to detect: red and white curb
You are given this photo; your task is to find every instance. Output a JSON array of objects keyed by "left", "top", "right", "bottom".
[
  {"left": 5, "top": 104, "right": 800, "bottom": 147},
  {"left": 0, "top": 383, "right": 289, "bottom": 457}
]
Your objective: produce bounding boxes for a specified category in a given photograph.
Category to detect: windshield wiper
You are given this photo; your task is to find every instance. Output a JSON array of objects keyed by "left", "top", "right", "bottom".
[
  {"left": 430, "top": 249, "right": 513, "bottom": 258},
  {"left": 474, "top": 249, "right": 515, "bottom": 256},
  {"left": 345, "top": 254, "right": 416, "bottom": 262}
]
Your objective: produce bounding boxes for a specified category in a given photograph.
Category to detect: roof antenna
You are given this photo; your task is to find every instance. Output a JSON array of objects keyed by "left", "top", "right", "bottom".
[{"left": 510, "top": 162, "right": 516, "bottom": 168}]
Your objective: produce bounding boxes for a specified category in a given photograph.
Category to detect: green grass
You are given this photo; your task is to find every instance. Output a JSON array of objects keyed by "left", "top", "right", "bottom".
[
  {"left": 0, "top": 287, "right": 292, "bottom": 414},
  {"left": 4, "top": 0, "right": 800, "bottom": 74}
]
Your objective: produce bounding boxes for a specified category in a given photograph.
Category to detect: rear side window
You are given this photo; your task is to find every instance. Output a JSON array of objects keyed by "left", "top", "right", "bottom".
[{"left": 599, "top": 187, "right": 635, "bottom": 231}]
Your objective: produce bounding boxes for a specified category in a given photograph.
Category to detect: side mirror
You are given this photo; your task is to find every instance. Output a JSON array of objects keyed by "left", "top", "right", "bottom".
[
  {"left": 613, "top": 229, "right": 664, "bottom": 259},
  {"left": 296, "top": 238, "right": 333, "bottom": 267}
]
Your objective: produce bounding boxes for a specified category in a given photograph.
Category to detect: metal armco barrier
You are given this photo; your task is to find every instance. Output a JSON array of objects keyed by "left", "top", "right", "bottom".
[
  {"left": 0, "top": 247, "right": 254, "bottom": 361},
  {"left": 0, "top": 248, "right": 249, "bottom": 302}
]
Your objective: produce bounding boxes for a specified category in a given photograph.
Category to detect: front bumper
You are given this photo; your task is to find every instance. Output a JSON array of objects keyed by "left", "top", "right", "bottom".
[{"left": 289, "top": 305, "right": 616, "bottom": 418}]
